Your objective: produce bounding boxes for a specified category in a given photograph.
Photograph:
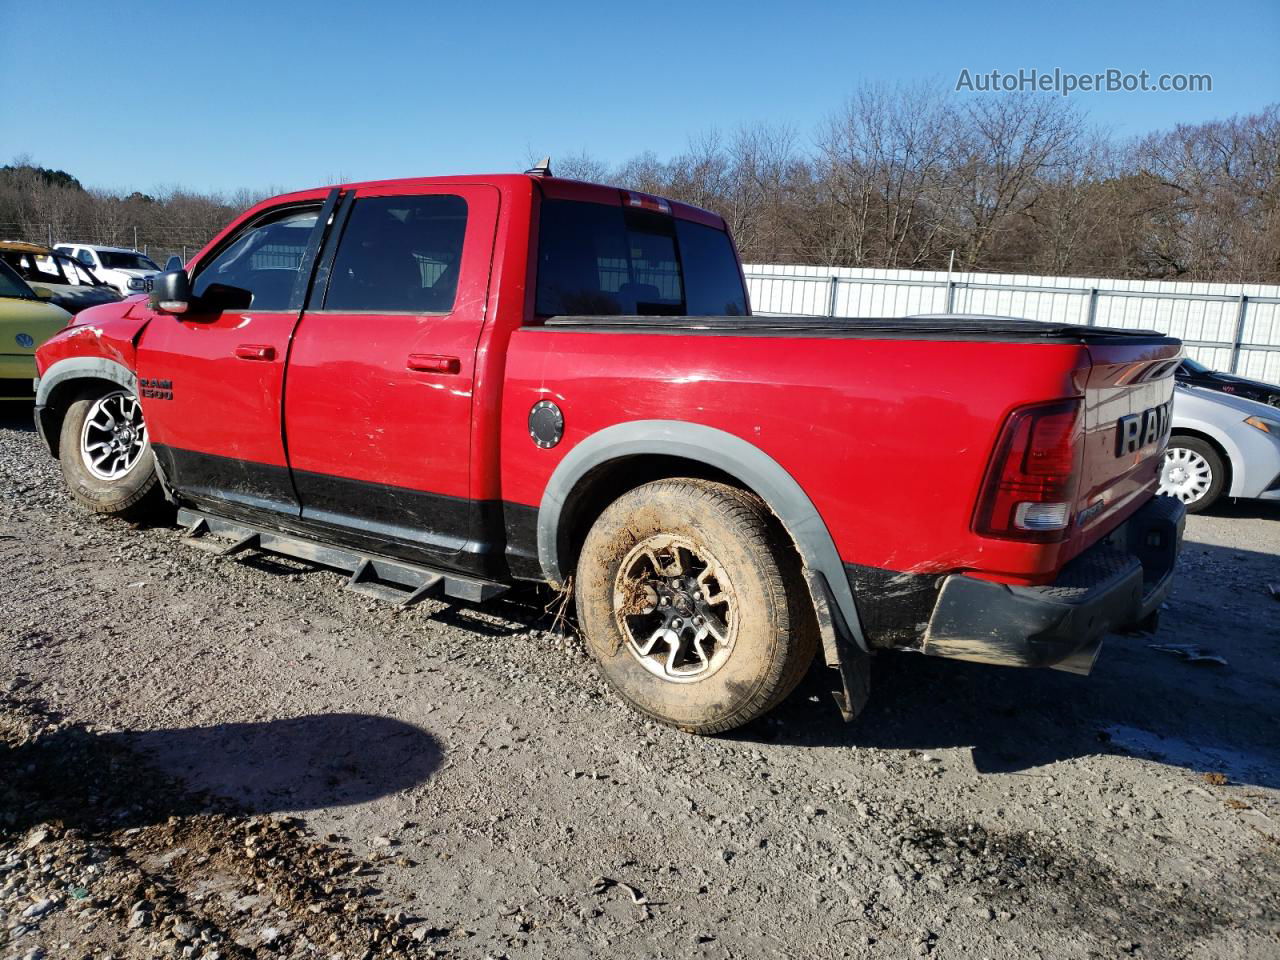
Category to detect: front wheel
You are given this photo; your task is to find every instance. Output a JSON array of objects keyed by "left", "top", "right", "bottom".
[
  {"left": 1157, "top": 436, "right": 1224, "bottom": 513},
  {"left": 58, "top": 388, "right": 167, "bottom": 522},
  {"left": 575, "top": 479, "right": 817, "bottom": 735}
]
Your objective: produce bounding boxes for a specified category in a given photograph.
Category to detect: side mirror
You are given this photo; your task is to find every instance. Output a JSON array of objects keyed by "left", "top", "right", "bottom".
[
  {"left": 165, "top": 255, "right": 184, "bottom": 272},
  {"left": 150, "top": 270, "right": 194, "bottom": 314},
  {"left": 150, "top": 272, "right": 253, "bottom": 315},
  {"left": 30, "top": 286, "right": 55, "bottom": 300}
]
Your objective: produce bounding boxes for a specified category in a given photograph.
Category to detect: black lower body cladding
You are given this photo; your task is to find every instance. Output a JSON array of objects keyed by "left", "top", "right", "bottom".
[{"left": 920, "top": 496, "right": 1185, "bottom": 673}]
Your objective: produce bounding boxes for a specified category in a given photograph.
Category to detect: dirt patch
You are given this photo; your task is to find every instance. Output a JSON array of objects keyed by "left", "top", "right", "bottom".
[
  {"left": 0, "top": 697, "right": 452, "bottom": 958},
  {"left": 897, "top": 819, "right": 1240, "bottom": 948}
]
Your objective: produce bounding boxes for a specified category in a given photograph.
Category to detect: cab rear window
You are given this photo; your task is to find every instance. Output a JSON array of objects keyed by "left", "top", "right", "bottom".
[{"left": 535, "top": 199, "right": 746, "bottom": 318}]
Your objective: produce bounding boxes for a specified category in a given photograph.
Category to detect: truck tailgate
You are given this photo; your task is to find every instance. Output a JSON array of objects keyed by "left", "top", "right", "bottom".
[{"left": 1070, "top": 340, "right": 1183, "bottom": 559}]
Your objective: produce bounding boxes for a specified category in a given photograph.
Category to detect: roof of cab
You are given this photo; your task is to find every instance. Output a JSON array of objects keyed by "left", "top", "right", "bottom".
[
  {"left": 61, "top": 243, "right": 148, "bottom": 254},
  {"left": 261, "top": 173, "right": 727, "bottom": 230}
]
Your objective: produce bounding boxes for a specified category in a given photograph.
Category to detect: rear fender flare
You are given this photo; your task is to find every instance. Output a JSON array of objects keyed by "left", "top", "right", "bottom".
[{"left": 537, "top": 420, "right": 868, "bottom": 653}]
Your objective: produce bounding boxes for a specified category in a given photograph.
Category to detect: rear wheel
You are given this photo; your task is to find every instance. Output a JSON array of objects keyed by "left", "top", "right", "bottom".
[
  {"left": 575, "top": 479, "right": 817, "bottom": 735},
  {"left": 58, "top": 388, "right": 167, "bottom": 522},
  {"left": 1157, "top": 436, "right": 1224, "bottom": 513}
]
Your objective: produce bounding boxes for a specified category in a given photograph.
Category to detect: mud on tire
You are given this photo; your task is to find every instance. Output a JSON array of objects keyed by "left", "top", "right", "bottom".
[
  {"left": 58, "top": 388, "right": 168, "bottom": 523},
  {"left": 575, "top": 479, "right": 818, "bottom": 735}
]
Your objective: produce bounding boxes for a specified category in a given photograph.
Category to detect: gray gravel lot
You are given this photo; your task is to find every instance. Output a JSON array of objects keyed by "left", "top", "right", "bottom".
[{"left": 1, "top": 402, "right": 1278, "bottom": 959}]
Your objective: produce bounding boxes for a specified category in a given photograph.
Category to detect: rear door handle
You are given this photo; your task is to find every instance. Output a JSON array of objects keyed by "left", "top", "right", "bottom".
[
  {"left": 234, "top": 344, "right": 276, "bottom": 361},
  {"left": 407, "top": 354, "right": 461, "bottom": 374}
]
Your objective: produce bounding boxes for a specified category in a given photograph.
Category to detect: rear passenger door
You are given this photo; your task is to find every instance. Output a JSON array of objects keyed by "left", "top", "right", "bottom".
[{"left": 282, "top": 184, "right": 500, "bottom": 569}]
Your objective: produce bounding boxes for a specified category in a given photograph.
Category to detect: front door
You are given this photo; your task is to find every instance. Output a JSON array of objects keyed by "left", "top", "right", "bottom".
[
  {"left": 282, "top": 183, "right": 499, "bottom": 569},
  {"left": 134, "top": 191, "right": 335, "bottom": 521}
]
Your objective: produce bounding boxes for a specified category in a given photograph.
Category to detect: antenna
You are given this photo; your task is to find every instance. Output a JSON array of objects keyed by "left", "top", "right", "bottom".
[{"left": 525, "top": 156, "right": 553, "bottom": 177}]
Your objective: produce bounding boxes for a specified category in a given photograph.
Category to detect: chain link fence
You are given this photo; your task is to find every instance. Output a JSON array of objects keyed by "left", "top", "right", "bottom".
[{"left": 0, "top": 222, "right": 216, "bottom": 268}]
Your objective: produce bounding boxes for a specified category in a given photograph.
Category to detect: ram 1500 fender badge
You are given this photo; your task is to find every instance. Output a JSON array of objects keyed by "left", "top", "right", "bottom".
[
  {"left": 139, "top": 377, "right": 174, "bottom": 400},
  {"left": 529, "top": 400, "right": 564, "bottom": 449}
]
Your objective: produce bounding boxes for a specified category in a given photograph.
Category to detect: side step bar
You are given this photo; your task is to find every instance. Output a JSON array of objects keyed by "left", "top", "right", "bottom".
[{"left": 177, "top": 508, "right": 507, "bottom": 607}]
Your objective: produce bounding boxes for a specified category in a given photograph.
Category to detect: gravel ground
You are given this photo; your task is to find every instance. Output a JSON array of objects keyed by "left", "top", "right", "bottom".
[{"left": 1, "top": 401, "right": 1278, "bottom": 960}]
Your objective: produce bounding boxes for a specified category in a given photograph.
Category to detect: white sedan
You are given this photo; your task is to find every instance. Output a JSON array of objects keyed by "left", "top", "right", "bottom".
[{"left": 1160, "top": 384, "right": 1280, "bottom": 512}]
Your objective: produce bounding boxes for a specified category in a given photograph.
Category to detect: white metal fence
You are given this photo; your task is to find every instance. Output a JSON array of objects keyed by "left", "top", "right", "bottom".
[{"left": 743, "top": 264, "right": 1280, "bottom": 383}]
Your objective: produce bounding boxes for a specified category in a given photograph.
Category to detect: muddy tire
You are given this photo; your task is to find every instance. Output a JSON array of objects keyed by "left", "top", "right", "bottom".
[
  {"left": 575, "top": 479, "right": 818, "bottom": 735},
  {"left": 58, "top": 388, "right": 167, "bottom": 522}
]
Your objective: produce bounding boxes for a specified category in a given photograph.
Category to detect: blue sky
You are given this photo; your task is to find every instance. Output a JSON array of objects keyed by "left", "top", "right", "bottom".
[{"left": 2, "top": 0, "right": 1276, "bottom": 195}]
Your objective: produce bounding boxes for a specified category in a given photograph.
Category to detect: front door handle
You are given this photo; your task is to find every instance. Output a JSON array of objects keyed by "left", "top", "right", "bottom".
[
  {"left": 235, "top": 344, "right": 276, "bottom": 361},
  {"left": 407, "top": 353, "right": 461, "bottom": 374}
]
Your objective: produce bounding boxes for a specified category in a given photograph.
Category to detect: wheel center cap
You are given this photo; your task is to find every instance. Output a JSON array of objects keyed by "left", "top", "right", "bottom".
[{"left": 671, "top": 592, "right": 696, "bottom": 617}]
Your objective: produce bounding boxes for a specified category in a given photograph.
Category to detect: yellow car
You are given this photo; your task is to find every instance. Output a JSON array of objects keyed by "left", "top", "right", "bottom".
[{"left": 1, "top": 259, "right": 72, "bottom": 399}]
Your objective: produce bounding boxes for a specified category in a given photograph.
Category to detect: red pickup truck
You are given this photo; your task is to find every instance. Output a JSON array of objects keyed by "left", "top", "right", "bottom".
[{"left": 33, "top": 170, "right": 1185, "bottom": 734}]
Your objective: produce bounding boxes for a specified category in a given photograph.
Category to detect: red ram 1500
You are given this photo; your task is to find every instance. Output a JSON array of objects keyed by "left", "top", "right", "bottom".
[{"left": 33, "top": 170, "right": 1185, "bottom": 734}]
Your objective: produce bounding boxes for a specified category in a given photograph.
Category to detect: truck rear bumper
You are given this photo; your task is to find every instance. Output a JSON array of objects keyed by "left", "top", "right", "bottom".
[{"left": 921, "top": 496, "right": 1185, "bottom": 674}]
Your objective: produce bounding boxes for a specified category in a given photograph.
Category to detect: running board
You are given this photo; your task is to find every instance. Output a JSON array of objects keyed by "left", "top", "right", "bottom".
[{"left": 177, "top": 508, "right": 507, "bottom": 606}]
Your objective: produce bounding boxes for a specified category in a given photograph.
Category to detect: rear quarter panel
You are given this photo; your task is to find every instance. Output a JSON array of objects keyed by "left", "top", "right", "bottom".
[{"left": 500, "top": 329, "right": 1100, "bottom": 583}]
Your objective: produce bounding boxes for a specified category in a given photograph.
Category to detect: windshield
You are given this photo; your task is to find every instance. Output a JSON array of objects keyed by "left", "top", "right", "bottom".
[
  {"left": 0, "top": 250, "right": 64, "bottom": 284},
  {"left": 99, "top": 251, "right": 160, "bottom": 271},
  {"left": 59, "top": 254, "right": 105, "bottom": 285},
  {"left": 0, "top": 260, "right": 35, "bottom": 299},
  {"left": 1179, "top": 358, "right": 1210, "bottom": 375}
]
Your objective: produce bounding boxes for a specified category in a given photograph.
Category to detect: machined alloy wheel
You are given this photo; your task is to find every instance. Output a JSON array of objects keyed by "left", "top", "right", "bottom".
[
  {"left": 79, "top": 391, "right": 149, "bottom": 480},
  {"left": 614, "top": 534, "right": 737, "bottom": 683},
  {"left": 59, "top": 387, "right": 166, "bottom": 522},
  {"left": 1158, "top": 446, "right": 1213, "bottom": 505}
]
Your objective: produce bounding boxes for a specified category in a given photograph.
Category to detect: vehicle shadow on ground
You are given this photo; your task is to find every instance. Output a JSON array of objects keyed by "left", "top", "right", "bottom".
[
  {"left": 1203, "top": 498, "right": 1280, "bottom": 520},
  {"left": 733, "top": 537, "right": 1280, "bottom": 789},
  {"left": 0, "top": 707, "right": 443, "bottom": 834}
]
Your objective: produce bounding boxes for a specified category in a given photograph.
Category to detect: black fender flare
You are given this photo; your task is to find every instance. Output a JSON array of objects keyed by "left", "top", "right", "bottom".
[
  {"left": 536, "top": 419, "right": 869, "bottom": 660},
  {"left": 33, "top": 357, "right": 138, "bottom": 456}
]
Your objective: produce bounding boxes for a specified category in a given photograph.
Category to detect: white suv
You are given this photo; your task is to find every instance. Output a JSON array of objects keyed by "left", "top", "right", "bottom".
[{"left": 54, "top": 244, "right": 162, "bottom": 295}]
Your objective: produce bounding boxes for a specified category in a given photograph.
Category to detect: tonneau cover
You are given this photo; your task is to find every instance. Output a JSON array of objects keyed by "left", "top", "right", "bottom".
[{"left": 540, "top": 314, "right": 1176, "bottom": 344}]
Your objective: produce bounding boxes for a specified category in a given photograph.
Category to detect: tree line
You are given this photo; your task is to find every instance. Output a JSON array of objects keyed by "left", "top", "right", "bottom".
[{"left": 3, "top": 86, "right": 1277, "bottom": 282}]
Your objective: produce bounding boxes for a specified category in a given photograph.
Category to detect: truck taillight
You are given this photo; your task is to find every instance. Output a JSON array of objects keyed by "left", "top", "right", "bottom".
[{"left": 974, "top": 398, "right": 1083, "bottom": 543}]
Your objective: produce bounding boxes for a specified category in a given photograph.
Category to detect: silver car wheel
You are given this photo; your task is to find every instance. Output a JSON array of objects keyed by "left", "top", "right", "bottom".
[
  {"left": 80, "top": 391, "right": 148, "bottom": 481},
  {"left": 1158, "top": 446, "right": 1213, "bottom": 504}
]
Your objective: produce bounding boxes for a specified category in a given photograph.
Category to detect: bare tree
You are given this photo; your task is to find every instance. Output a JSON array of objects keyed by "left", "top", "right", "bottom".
[
  {"left": 945, "top": 95, "right": 1086, "bottom": 268},
  {"left": 817, "top": 83, "right": 954, "bottom": 268}
]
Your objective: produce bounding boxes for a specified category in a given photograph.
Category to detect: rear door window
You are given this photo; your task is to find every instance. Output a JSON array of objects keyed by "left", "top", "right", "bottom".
[
  {"left": 535, "top": 199, "right": 745, "bottom": 318},
  {"left": 322, "top": 194, "right": 468, "bottom": 313}
]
